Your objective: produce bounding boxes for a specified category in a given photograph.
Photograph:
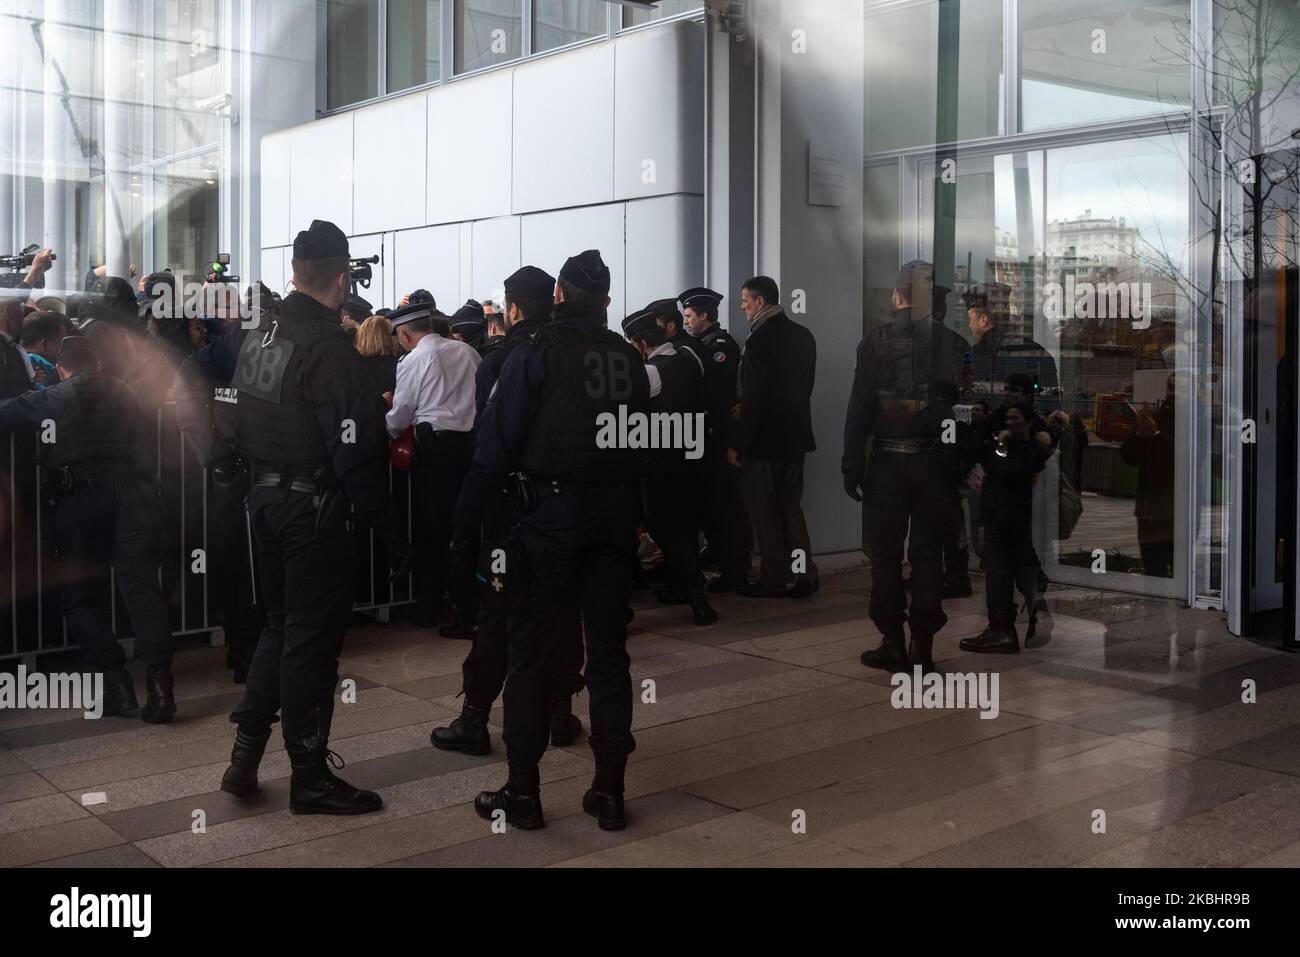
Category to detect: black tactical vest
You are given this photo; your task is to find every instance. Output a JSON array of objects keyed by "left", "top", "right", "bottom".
[
  {"left": 648, "top": 350, "right": 704, "bottom": 416},
  {"left": 233, "top": 294, "right": 339, "bottom": 468},
  {"left": 516, "top": 318, "right": 650, "bottom": 482},
  {"left": 872, "top": 309, "right": 967, "bottom": 439},
  {"left": 44, "top": 374, "right": 147, "bottom": 476}
]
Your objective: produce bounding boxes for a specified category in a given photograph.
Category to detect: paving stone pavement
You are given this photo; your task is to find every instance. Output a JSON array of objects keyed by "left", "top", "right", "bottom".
[{"left": 2, "top": 567, "right": 1297, "bottom": 868}]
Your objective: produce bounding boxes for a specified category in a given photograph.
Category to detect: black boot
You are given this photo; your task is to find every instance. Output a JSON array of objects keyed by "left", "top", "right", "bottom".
[
  {"left": 475, "top": 764, "right": 544, "bottom": 829},
  {"left": 583, "top": 764, "right": 626, "bottom": 831},
  {"left": 908, "top": 631, "right": 938, "bottom": 674},
  {"left": 100, "top": 666, "right": 138, "bottom": 716},
  {"left": 288, "top": 741, "right": 382, "bottom": 816},
  {"left": 141, "top": 664, "right": 177, "bottom": 724},
  {"left": 549, "top": 694, "right": 583, "bottom": 747},
  {"left": 654, "top": 583, "right": 689, "bottom": 606},
  {"left": 220, "top": 727, "right": 272, "bottom": 798},
  {"left": 1017, "top": 565, "right": 1053, "bottom": 649},
  {"left": 431, "top": 701, "right": 492, "bottom": 755},
  {"left": 689, "top": 589, "right": 718, "bottom": 627},
  {"left": 860, "top": 629, "right": 908, "bottom": 672},
  {"left": 959, "top": 626, "right": 1020, "bottom": 654}
]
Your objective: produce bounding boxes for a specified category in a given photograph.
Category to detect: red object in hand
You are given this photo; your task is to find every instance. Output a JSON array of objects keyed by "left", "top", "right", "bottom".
[{"left": 390, "top": 425, "right": 415, "bottom": 472}]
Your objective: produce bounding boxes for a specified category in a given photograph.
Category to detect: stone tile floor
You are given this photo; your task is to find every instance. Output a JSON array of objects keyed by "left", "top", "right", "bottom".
[{"left": 3, "top": 564, "right": 1299, "bottom": 868}]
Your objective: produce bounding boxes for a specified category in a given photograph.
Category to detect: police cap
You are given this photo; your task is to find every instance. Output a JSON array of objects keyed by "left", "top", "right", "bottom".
[
  {"left": 679, "top": 287, "right": 724, "bottom": 313},
  {"left": 388, "top": 301, "right": 435, "bottom": 330},
  {"left": 621, "top": 306, "right": 658, "bottom": 340},
  {"left": 503, "top": 265, "right": 556, "bottom": 303},
  {"left": 344, "top": 292, "right": 373, "bottom": 317},
  {"left": 559, "top": 250, "right": 610, "bottom": 298}
]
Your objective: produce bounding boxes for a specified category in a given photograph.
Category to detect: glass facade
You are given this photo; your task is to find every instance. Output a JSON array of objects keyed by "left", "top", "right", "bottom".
[
  {"left": 455, "top": 0, "right": 523, "bottom": 74},
  {"left": 624, "top": 1, "right": 702, "bottom": 29},
  {"left": 389, "top": 0, "right": 443, "bottom": 91},
  {"left": 534, "top": 0, "right": 608, "bottom": 52},
  {"left": 865, "top": 0, "right": 1299, "bottom": 614}
]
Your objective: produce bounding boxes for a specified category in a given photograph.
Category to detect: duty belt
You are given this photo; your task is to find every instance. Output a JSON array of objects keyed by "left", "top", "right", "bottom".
[
  {"left": 251, "top": 469, "right": 322, "bottom": 495},
  {"left": 877, "top": 439, "right": 922, "bottom": 455}
]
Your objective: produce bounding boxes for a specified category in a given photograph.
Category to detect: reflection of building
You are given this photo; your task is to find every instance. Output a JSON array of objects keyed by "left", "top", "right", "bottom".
[{"left": 1047, "top": 210, "right": 1140, "bottom": 263}]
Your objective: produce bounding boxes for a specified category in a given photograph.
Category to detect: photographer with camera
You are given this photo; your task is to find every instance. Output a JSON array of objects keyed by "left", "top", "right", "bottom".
[
  {"left": 0, "top": 335, "right": 176, "bottom": 720},
  {"left": 0, "top": 244, "right": 56, "bottom": 292}
]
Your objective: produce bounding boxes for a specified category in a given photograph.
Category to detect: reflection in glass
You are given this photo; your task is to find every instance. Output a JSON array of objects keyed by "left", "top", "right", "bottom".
[
  {"left": 455, "top": 0, "right": 522, "bottom": 74},
  {"left": 1020, "top": 0, "right": 1191, "bottom": 130},
  {"left": 1043, "top": 135, "right": 1189, "bottom": 584},
  {"left": 152, "top": 0, "right": 222, "bottom": 159},
  {"left": 624, "top": 1, "right": 701, "bottom": 29},
  {"left": 865, "top": 0, "right": 1003, "bottom": 152},
  {"left": 388, "top": 0, "right": 442, "bottom": 92},
  {"left": 534, "top": 0, "right": 606, "bottom": 53},
  {"left": 327, "top": 0, "right": 379, "bottom": 108}
]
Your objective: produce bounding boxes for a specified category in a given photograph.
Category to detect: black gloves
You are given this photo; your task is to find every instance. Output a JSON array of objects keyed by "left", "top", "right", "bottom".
[
  {"left": 387, "top": 541, "right": 414, "bottom": 582},
  {"left": 843, "top": 474, "right": 864, "bottom": 502}
]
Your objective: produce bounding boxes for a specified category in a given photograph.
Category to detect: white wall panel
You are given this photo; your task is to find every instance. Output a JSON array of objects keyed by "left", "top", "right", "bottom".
[
  {"left": 457, "top": 222, "right": 474, "bottom": 310},
  {"left": 259, "top": 133, "right": 291, "bottom": 248},
  {"left": 392, "top": 224, "right": 461, "bottom": 308},
  {"left": 354, "top": 95, "right": 428, "bottom": 234},
  {"left": 613, "top": 21, "right": 706, "bottom": 201},
  {"left": 348, "top": 233, "right": 387, "bottom": 309},
  {"left": 259, "top": 246, "right": 287, "bottom": 297},
  {"left": 289, "top": 112, "right": 354, "bottom": 237},
  {"left": 427, "top": 70, "right": 513, "bottom": 225},
  {"left": 470, "top": 216, "right": 522, "bottom": 306},
  {"left": 624, "top": 195, "right": 704, "bottom": 312},
  {"left": 512, "top": 44, "right": 615, "bottom": 214},
  {"left": 520, "top": 204, "right": 626, "bottom": 322}
]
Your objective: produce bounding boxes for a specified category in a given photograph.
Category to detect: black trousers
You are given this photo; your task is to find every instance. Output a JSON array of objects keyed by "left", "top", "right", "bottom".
[
  {"left": 646, "top": 463, "right": 705, "bottom": 594},
  {"left": 55, "top": 478, "right": 173, "bottom": 670},
  {"left": 704, "top": 445, "right": 750, "bottom": 583},
  {"left": 503, "top": 483, "right": 639, "bottom": 771},
  {"left": 464, "top": 602, "right": 584, "bottom": 710},
  {"left": 741, "top": 455, "right": 818, "bottom": 590},
  {"left": 412, "top": 428, "right": 477, "bottom": 624},
  {"left": 982, "top": 518, "right": 1038, "bottom": 629},
  {"left": 207, "top": 477, "right": 265, "bottom": 667},
  {"left": 231, "top": 486, "right": 356, "bottom": 752},
  {"left": 864, "top": 450, "right": 962, "bottom": 639}
]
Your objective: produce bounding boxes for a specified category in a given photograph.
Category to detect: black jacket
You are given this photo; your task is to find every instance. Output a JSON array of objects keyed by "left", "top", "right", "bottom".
[{"left": 734, "top": 309, "right": 816, "bottom": 460}]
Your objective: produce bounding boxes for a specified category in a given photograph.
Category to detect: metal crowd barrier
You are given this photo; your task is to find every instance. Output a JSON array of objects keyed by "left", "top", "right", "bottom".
[{"left": 0, "top": 406, "right": 415, "bottom": 665}]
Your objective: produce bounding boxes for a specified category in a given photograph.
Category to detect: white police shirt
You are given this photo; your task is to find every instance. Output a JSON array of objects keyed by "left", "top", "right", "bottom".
[{"left": 386, "top": 332, "right": 481, "bottom": 437}]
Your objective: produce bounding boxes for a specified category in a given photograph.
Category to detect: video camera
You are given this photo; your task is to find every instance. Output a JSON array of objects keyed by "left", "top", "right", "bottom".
[
  {"left": 205, "top": 253, "right": 239, "bottom": 284},
  {"left": 0, "top": 243, "right": 55, "bottom": 272},
  {"left": 350, "top": 255, "right": 379, "bottom": 292}
]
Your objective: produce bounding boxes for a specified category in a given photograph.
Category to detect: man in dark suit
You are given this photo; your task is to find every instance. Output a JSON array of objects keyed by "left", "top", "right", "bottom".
[{"left": 729, "top": 276, "right": 818, "bottom": 598}]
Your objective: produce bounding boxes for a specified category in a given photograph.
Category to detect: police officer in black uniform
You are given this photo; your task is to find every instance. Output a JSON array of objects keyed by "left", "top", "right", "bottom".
[
  {"left": 624, "top": 304, "right": 718, "bottom": 626},
  {"left": 843, "top": 260, "right": 968, "bottom": 674},
  {"left": 435, "top": 265, "right": 586, "bottom": 754},
  {"left": 461, "top": 250, "right": 649, "bottom": 832},
  {"left": 479, "top": 301, "right": 508, "bottom": 362},
  {"left": 0, "top": 336, "right": 174, "bottom": 719},
  {"left": 451, "top": 300, "right": 487, "bottom": 352},
  {"left": 219, "top": 220, "right": 411, "bottom": 814},
  {"left": 171, "top": 290, "right": 280, "bottom": 683},
  {"left": 679, "top": 287, "right": 748, "bottom": 592}
]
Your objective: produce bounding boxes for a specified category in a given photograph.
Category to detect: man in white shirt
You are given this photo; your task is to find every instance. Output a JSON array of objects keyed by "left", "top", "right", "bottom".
[{"left": 386, "top": 301, "right": 482, "bottom": 637}]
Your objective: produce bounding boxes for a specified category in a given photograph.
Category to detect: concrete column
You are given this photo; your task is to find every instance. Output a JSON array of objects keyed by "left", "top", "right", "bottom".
[
  {"left": 41, "top": 0, "right": 73, "bottom": 290},
  {"left": 102, "top": 0, "right": 134, "bottom": 279}
]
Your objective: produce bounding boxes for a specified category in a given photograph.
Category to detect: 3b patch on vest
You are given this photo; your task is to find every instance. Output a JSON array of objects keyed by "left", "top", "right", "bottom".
[{"left": 233, "top": 335, "right": 295, "bottom": 406}]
